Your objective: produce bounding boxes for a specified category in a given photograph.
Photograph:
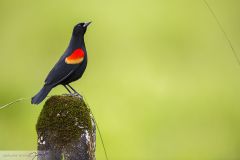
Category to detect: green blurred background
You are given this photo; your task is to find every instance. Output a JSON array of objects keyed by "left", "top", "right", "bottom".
[{"left": 0, "top": 0, "right": 240, "bottom": 159}]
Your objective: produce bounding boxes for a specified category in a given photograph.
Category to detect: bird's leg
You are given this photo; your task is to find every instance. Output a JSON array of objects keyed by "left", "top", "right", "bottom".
[
  {"left": 63, "top": 85, "right": 72, "bottom": 94},
  {"left": 67, "top": 84, "right": 82, "bottom": 98},
  {"left": 67, "top": 84, "right": 78, "bottom": 93}
]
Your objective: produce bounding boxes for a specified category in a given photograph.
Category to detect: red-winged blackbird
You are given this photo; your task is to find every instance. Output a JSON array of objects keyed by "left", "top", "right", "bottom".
[{"left": 31, "top": 22, "right": 91, "bottom": 104}]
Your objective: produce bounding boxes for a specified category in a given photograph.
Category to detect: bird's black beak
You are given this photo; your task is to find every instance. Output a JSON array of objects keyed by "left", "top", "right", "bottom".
[{"left": 83, "top": 22, "right": 91, "bottom": 28}]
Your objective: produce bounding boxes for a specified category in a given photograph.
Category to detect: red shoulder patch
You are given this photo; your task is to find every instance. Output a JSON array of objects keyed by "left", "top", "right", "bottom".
[{"left": 65, "top": 48, "right": 85, "bottom": 64}]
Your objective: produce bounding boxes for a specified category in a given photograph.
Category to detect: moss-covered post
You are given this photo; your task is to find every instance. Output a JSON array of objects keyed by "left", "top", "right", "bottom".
[{"left": 36, "top": 95, "right": 96, "bottom": 160}]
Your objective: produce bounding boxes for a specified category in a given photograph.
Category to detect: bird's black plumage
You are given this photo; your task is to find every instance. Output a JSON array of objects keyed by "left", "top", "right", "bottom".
[{"left": 31, "top": 22, "right": 91, "bottom": 104}]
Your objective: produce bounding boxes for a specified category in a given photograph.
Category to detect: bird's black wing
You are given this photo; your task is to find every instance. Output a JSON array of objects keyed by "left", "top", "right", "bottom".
[{"left": 44, "top": 59, "right": 78, "bottom": 86}]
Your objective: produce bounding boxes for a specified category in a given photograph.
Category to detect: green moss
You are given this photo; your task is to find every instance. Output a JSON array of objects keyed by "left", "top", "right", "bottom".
[{"left": 36, "top": 95, "right": 92, "bottom": 149}]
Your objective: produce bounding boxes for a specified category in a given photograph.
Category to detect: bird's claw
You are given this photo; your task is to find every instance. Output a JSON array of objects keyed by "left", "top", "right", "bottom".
[
  {"left": 62, "top": 93, "right": 82, "bottom": 99},
  {"left": 70, "top": 92, "right": 83, "bottom": 99}
]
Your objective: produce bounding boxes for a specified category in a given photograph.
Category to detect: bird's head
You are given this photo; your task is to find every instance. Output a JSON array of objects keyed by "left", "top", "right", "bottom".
[{"left": 72, "top": 22, "right": 91, "bottom": 36}]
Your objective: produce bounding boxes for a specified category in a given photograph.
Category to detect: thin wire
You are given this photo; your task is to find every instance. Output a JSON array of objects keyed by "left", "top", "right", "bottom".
[
  {"left": 92, "top": 113, "right": 109, "bottom": 160},
  {"left": 203, "top": 0, "right": 240, "bottom": 66},
  {"left": 84, "top": 99, "right": 109, "bottom": 160},
  {"left": 0, "top": 97, "right": 31, "bottom": 110},
  {"left": 0, "top": 95, "right": 51, "bottom": 110}
]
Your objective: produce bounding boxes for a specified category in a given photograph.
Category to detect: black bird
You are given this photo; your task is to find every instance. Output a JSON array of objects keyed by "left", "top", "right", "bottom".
[{"left": 31, "top": 22, "right": 91, "bottom": 104}]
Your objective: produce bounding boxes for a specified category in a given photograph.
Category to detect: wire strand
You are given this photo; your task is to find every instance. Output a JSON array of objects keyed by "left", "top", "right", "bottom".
[
  {"left": 203, "top": 0, "right": 240, "bottom": 66},
  {"left": 84, "top": 99, "right": 109, "bottom": 160},
  {"left": 0, "top": 97, "right": 31, "bottom": 110},
  {"left": 92, "top": 112, "right": 109, "bottom": 160},
  {"left": 0, "top": 95, "right": 52, "bottom": 110}
]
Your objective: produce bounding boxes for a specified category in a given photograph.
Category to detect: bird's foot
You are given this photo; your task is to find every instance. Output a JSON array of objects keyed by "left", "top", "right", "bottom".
[
  {"left": 62, "top": 93, "right": 83, "bottom": 99},
  {"left": 70, "top": 92, "right": 83, "bottom": 99}
]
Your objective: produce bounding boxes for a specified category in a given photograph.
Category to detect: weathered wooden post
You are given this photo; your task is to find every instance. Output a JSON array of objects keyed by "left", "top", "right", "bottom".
[{"left": 36, "top": 95, "right": 96, "bottom": 160}]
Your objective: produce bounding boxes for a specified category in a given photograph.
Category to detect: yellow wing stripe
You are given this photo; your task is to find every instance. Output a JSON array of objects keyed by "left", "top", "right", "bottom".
[{"left": 65, "top": 57, "right": 84, "bottom": 64}]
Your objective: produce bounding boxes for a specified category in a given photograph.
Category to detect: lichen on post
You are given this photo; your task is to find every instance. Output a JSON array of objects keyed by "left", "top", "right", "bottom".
[{"left": 36, "top": 95, "right": 96, "bottom": 160}]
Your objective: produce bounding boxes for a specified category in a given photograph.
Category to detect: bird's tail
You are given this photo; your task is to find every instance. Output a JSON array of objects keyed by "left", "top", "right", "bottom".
[{"left": 31, "top": 85, "right": 52, "bottom": 105}]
